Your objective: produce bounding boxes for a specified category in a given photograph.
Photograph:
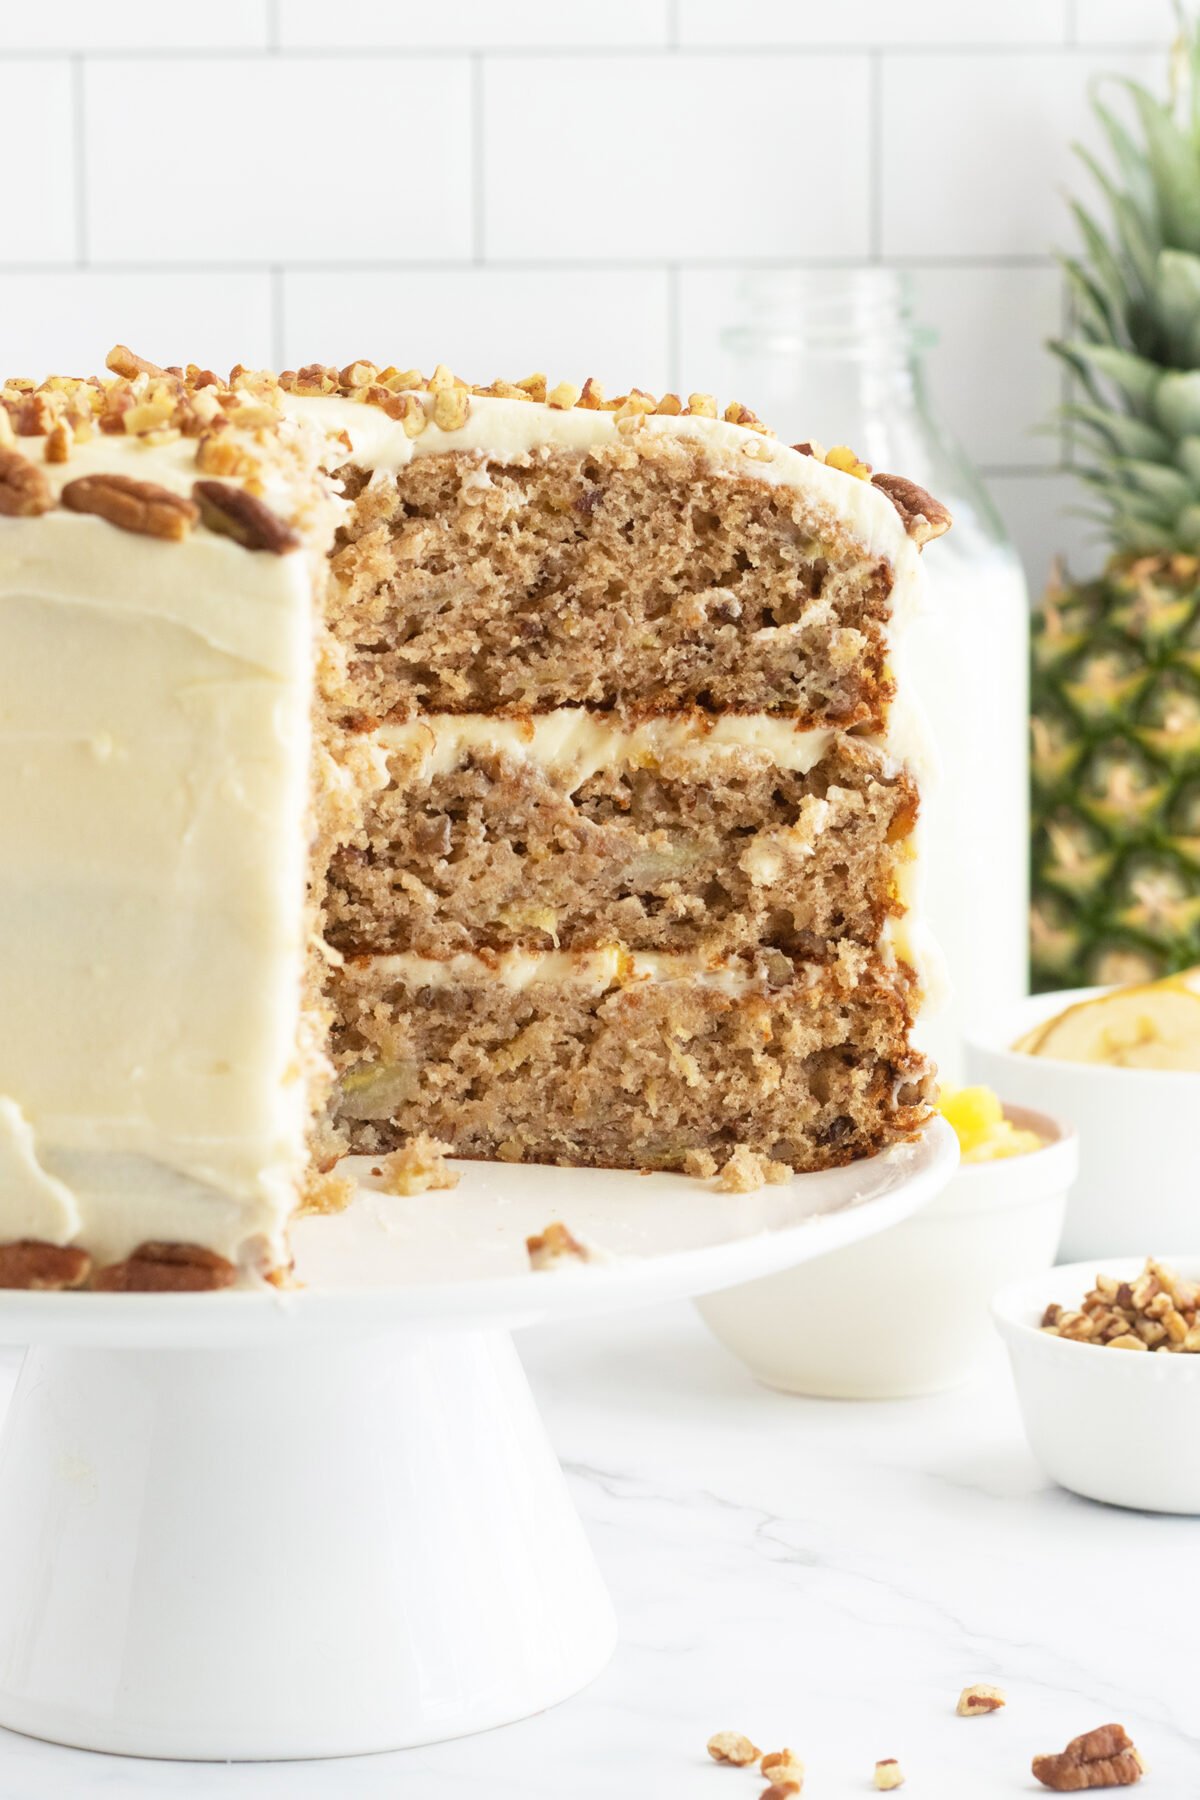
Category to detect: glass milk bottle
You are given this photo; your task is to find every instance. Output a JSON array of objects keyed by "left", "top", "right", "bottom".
[{"left": 721, "top": 269, "right": 1029, "bottom": 1081}]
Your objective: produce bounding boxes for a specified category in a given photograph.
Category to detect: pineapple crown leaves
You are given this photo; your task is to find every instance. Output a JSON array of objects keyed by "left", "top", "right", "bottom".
[{"left": 1051, "top": 7, "right": 1200, "bottom": 553}]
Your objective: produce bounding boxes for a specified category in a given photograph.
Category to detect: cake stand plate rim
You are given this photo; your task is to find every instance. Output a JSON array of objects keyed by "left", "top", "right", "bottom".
[{"left": 0, "top": 1118, "right": 957, "bottom": 1347}]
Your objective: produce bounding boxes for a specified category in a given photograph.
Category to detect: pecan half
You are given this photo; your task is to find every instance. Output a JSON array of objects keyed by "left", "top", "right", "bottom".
[
  {"left": 871, "top": 472, "right": 952, "bottom": 547},
  {"left": 0, "top": 445, "right": 53, "bottom": 516},
  {"left": 192, "top": 480, "right": 300, "bottom": 554},
  {"left": 1032, "top": 1723, "right": 1143, "bottom": 1791},
  {"left": 62, "top": 473, "right": 198, "bottom": 541},
  {"left": 0, "top": 1241, "right": 92, "bottom": 1290},
  {"left": 93, "top": 1242, "right": 237, "bottom": 1293}
]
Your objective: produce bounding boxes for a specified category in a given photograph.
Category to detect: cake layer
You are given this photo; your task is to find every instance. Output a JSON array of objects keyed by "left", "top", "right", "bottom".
[
  {"left": 330, "top": 948, "right": 931, "bottom": 1174},
  {"left": 324, "top": 438, "right": 898, "bottom": 727},
  {"left": 325, "top": 710, "right": 917, "bottom": 961}
]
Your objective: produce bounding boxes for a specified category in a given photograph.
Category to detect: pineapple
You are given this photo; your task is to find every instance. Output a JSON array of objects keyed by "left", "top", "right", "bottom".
[{"left": 1031, "top": 23, "right": 1200, "bottom": 990}]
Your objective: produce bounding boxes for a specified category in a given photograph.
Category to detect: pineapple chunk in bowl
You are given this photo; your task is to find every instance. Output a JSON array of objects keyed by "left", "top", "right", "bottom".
[{"left": 966, "top": 977, "right": 1200, "bottom": 1262}]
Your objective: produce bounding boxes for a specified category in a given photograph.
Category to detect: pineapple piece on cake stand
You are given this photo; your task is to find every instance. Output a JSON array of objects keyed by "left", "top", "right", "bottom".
[{"left": 1031, "top": 21, "right": 1200, "bottom": 991}]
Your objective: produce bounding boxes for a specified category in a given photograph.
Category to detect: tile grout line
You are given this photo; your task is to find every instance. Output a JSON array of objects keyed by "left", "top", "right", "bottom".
[
  {"left": 470, "top": 53, "right": 485, "bottom": 264},
  {"left": 0, "top": 254, "right": 1065, "bottom": 275},
  {"left": 666, "top": 264, "right": 680, "bottom": 392},
  {"left": 70, "top": 55, "right": 88, "bottom": 266},
  {"left": 868, "top": 50, "right": 882, "bottom": 263},
  {"left": 0, "top": 41, "right": 1174, "bottom": 61},
  {"left": 266, "top": 0, "right": 280, "bottom": 52},
  {"left": 666, "top": 0, "right": 679, "bottom": 50},
  {"left": 1063, "top": 0, "right": 1078, "bottom": 48}
]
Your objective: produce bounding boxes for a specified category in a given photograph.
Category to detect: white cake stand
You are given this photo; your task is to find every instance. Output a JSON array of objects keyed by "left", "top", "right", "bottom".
[{"left": 0, "top": 1119, "right": 955, "bottom": 1762}]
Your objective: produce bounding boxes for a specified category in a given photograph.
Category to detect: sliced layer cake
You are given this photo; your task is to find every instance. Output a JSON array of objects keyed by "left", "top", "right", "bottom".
[{"left": 0, "top": 351, "right": 949, "bottom": 1288}]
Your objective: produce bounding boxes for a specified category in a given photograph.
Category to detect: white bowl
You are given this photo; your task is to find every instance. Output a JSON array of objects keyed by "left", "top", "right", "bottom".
[
  {"left": 696, "top": 1106, "right": 1076, "bottom": 1399},
  {"left": 994, "top": 1257, "right": 1200, "bottom": 1513},
  {"left": 965, "top": 987, "right": 1200, "bottom": 1262}
]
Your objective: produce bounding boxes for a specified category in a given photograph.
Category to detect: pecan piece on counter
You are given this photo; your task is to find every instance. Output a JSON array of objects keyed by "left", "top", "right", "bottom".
[
  {"left": 871, "top": 471, "right": 952, "bottom": 546},
  {"left": 0, "top": 1241, "right": 92, "bottom": 1290},
  {"left": 0, "top": 445, "right": 54, "bottom": 516},
  {"left": 1032, "top": 1723, "right": 1143, "bottom": 1791},
  {"left": 61, "top": 472, "right": 198, "bottom": 541},
  {"left": 705, "top": 1731, "right": 761, "bottom": 1766},
  {"left": 192, "top": 479, "right": 301, "bottom": 553},
  {"left": 93, "top": 1242, "right": 237, "bottom": 1293},
  {"left": 958, "top": 1683, "right": 1007, "bottom": 1716}
]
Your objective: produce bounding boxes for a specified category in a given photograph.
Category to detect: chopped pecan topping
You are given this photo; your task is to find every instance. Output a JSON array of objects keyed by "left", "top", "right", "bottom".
[
  {"left": 871, "top": 472, "right": 952, "bottom": 546},
  {"left": 62, "top": 472, "right": 198, "bottom": 541},
  {"left": 44, "top": 420, "right": 72, "bottom": 463},
  {"left": 93, "top": 1242, "right": 237, "bottom": 1293},
  {"left": 0, "top": 1241, "right": 92, "bottom": 1290},
  {"left": 192, "top": 479, "right": 300, "bottom": 553},
  {"left": 1032, "top": 1723, "right": 1143, "bottom": 1791},
  {"left": 0, "top": 445, "right": 53, "bottom": 516},
  {"left": 106, "top": 343, "right": 168, "bottom": 380}
]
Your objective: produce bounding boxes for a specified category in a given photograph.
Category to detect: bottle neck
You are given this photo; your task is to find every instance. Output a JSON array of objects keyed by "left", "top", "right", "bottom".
[{"left": 720, "top": 268, "right": 934, "bottom": 456}]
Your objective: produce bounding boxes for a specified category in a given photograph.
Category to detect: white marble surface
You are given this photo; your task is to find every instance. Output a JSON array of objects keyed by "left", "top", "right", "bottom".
[{"left": 0, "top": 1308, "right": 1195, "bottom": 1797}]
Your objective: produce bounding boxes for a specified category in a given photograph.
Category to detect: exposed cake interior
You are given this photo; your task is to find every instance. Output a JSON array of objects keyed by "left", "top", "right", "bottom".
[{"left": 0, "top": 355, "right": 948, "bottom": 1288}]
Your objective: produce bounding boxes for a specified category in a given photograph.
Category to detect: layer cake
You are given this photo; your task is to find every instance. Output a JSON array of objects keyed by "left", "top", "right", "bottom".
[{"left": 0, "top": 351, "right": 949, "bottom": 1288}]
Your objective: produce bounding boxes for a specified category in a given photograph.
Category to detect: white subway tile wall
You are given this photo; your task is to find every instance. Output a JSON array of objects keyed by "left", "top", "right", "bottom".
[{"left": 0, "top": 4, "right": 1178, "bottom": 591}]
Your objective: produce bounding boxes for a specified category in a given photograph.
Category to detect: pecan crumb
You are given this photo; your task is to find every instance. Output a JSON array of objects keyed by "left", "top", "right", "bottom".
[
  {"left": 874, "top": 1760, "right": 905, "bottom": 1791},
  {"left": 375, "top": 1134, "right": 459, "bottom": 1198},
  {"left": 1032, "top": 1723, "right": 1143, "bottom": 1791},
  {"left": 958, "top": 1683, "right": 1007, "bottom": 1717},
  {"left": 706, "top": 1731, "right": 761, "bottom": 1766},
  {"left": 716, "top": 1145, "right": 792, "bottom": 1193},
  {"left": 526, "top": 1221, "right": 597, "bottom": 1270}
]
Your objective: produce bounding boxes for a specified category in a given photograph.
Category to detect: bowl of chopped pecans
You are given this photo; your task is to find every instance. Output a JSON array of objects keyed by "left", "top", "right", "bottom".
[{"left": 994, "top": 1256, "right": 1200, "bottom": 1513}]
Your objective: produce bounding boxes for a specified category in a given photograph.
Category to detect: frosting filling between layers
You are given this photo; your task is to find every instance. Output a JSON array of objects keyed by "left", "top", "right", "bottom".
[
  {"left": 372, "top": 709, "right": 838, "bottom": 784},
  {"left": 359, "top": 948, "right": 788, "bottom": 997}
]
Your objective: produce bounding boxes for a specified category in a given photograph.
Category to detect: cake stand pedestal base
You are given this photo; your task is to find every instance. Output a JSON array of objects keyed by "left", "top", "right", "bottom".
[
  {"left": 0, "top": 1120, "right": 957, "bottom": 1761},
  {"left": 0, "top": 1329, "right": 616, "bottom": 1760}
]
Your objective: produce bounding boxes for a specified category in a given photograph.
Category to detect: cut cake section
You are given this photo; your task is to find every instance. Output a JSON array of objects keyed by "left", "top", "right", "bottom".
[{"left": 0, "top": 353, "right": 948, "bottom": 1287}]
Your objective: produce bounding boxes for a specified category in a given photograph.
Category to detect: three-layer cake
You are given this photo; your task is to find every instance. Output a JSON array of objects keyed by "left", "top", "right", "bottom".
[{"left": 0, "top": 350, "right": 948, "bottom": 1287}]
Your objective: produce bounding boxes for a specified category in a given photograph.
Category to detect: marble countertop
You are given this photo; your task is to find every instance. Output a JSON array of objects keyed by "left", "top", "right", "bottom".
[{"left": 0, "top": 1307, "right": 1195, "bottom": 1798}]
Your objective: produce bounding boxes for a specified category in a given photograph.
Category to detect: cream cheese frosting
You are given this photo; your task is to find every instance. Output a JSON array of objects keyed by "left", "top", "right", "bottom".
[
  {"left": 364, "top": 948, "right": 769, "bottom": 997},
  {"left": 373, "top": 709, "right": 839, "bottom": 786},
  {"left": 0, "top": 499, "right": 319, "bottom": 1271}
]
